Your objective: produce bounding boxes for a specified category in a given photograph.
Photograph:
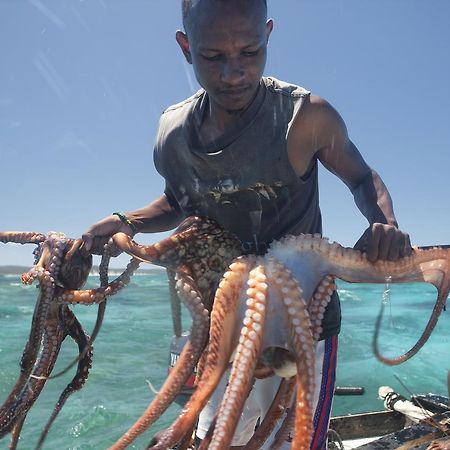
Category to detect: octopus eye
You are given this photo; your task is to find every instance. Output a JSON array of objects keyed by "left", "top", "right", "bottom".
[{"left": 207, "top": 255, "right": 223, "bottom": 271}]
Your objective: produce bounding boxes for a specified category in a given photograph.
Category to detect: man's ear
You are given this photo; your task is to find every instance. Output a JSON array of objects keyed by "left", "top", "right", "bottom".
[
  {"left": 266, "top": 19, "right": 274, "bottom": 43},
  {"left": 176, "top": 30, "right": 192, "bottom": 64}
]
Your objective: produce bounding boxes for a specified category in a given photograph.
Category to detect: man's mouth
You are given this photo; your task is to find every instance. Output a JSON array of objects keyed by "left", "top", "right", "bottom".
[{"left": 221, "top": 86, "right": 249, "bottom": 97}]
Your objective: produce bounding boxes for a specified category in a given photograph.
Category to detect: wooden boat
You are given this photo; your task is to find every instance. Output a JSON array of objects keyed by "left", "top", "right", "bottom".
[{"left": 329, "top": 390, "right": 450, "bottom": 449}]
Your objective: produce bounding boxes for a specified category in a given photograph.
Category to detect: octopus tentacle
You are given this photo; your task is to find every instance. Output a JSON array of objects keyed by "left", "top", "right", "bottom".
[
  {"left": 0, "top": 231, "right": 45, "bottom": 245},
  {"left": 273, "top": 238, "right": 450, "bottom": 364},
  {"left": 22, "top": 234, "right": 69, "bottom": 369},
  {"left": 35, "top": 308, "right": 93, "bottom": 449},
  {"left": 1, "top": 234, "right": 96, "bottom": 446},
  {"left": 173, "top": 428, "right": 197, "bottom": 450},
  {"left": 270, "top": 398, "right": 296, "bottom": 450},
  {"left": 371, "top": 271, "right": 448, "bottom": 365},
  {"left": 0, "top": 289, "right": 52, "bottom": 433},
  {"left": 54, "top": 258, "right": 140, "bottom": 305},
  {"left": 0, "top": 303, "right": 66, "bottom": 438},
  {"left": 109, "top": 269, "right": 210, "bottom": 449},
  {"left": 47, "top": 250, "right": 111, "bottom": 380},
  {"left": 0, "top": 291, "right": 47, "bottom": 425},
  {"left": 146, "top": 257, "right": 252, "bottom": 450},
  {"left": 208, "top": 262, "right": 268, "bottom": 449},
  {"left": 175, "top": 348, "right": 211, "bottom": 450},
  {"left": 9, "top": 416, "right": 25, "bottom": 450},
  {"left": 196, "top": 414, "right": 219, "bottom": 450},
  {"left": 329, "top": 246, "right": 450, "bottom": 364},
  {"left": 0, "top": 231, "right": 133, "bottom": 447},
  {"left": 308, "top": 275, "right": 335, "bottom": 341},
  {"left": 112, "top": 217, "right": 242, "bottom": 312},
  {"left": 266, "top": 258, "right": 315, "bottom": 450},
  {"left": 243, "top": 377, "right": 296, "bottom": 450},
  {"left": 112, "top": 216, "right": 235, "bottom": 265}
]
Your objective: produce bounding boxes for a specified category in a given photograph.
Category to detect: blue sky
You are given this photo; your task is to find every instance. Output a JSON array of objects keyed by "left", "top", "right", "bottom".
[{"left": 1, "top": 0, "right": 449, "bottom": 267}]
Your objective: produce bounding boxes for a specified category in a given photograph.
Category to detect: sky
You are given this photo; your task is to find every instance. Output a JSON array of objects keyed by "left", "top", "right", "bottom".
[{"left": 0, "top": 0, "right": 449, "bottom": 268}]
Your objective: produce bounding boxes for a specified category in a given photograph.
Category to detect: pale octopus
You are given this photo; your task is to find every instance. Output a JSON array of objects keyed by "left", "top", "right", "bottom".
[{"left": 107, "top": 217, "right": 450, "bottom": 450}]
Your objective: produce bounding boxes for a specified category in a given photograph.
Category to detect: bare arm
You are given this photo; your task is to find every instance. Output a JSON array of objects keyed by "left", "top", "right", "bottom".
[
  {"left": 82, "top": 194, "right": 184, "bottom": 254},
  {"left": 287, "top": 95, "right": 411, "bottom": 261},
  {"left": 126, "top": 194, "right": 185, "bottom": 233}
]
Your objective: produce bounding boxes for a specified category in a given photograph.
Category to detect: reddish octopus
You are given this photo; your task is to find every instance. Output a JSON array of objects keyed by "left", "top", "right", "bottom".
[{"left": 0, "top": 216, "right": 449, "bottom": 449}]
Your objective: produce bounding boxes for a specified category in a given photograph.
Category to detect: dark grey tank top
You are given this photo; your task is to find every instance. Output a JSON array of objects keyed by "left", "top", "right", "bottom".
[{"left": 154, "top": 76, "right": 340, "bottom": 338}]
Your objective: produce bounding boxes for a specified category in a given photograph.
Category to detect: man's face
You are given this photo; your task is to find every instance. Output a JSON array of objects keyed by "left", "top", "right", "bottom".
[{"left": 178, "top": 1, "right": 272, "bottom": 113}]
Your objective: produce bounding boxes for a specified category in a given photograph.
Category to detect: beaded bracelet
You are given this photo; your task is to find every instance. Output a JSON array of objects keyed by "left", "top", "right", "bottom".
[{"left": 112, "top": 212, "right": 138, "bottom": 234}]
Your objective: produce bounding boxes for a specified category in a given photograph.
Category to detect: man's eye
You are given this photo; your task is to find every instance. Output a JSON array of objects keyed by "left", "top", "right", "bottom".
[
  {"left": 202, "top": 55, "right": 222, "bottom": 61},
  {"left": 243, "top": 50, "right": 259, "bottom": 57}
]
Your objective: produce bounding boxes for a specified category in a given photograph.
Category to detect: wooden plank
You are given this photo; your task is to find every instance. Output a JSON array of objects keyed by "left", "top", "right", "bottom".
[
  {"left": 354, "top": 413, "right": 450, "bottom": 450},
  {"left": 330, "top": 411, "right": 405, "bottom": 440}
]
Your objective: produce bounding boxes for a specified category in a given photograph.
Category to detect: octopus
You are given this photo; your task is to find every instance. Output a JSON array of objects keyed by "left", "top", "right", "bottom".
[
  {"left": 0, "top": 231, "right": 140, "bottom": 449},
  {"left": 0, "top": 216, "right": 449, "bottom": 450},
  {"left": 108, "top": 217, "right": 450, "bottom": 450}
]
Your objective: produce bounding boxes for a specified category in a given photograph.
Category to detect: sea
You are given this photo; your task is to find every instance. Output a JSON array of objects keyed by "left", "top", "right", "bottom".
[{"left": 1, "top": 271, "right": 449, "bottom": 450}]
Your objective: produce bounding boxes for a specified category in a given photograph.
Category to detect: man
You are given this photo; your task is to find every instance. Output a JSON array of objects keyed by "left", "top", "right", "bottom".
[{"left": 83, "top": 0, "right": 411, "bottom": 448}]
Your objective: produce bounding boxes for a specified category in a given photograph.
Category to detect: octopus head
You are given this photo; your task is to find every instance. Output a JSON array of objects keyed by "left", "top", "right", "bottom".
[{"left": 58, "top": 239, "right": 92, "bottom": 289}]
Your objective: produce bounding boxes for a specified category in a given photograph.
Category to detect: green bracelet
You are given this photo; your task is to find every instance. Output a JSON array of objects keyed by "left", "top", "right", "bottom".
[{"left": 113, "top": 212, "right": 138, "bottom": 234}]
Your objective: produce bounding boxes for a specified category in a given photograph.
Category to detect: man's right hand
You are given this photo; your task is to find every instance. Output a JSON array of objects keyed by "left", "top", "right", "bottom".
[{"left": 82, "top": 214, "right": 135, "bottom": 256}]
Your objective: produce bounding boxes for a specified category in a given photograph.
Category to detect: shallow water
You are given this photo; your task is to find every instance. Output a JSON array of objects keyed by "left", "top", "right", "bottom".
[{"left": 0, "top": 273, "right": 449, "bottom": 449}]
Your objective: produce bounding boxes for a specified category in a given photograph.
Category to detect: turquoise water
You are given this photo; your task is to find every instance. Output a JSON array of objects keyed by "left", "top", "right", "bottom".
[{"left": 0, "top": 272, "right": 449, "bottom": 449}]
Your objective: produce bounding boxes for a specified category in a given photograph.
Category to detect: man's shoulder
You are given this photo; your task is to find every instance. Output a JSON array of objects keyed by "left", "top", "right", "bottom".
[
  {"left": 161, "top": 89, "right": 204, "bottom": 123},
  {"left": 155, "top": 89, "right": 203, "bottom": 146},
  {"left": 263, "top": 76, "right": 310, "bottom": 99}
]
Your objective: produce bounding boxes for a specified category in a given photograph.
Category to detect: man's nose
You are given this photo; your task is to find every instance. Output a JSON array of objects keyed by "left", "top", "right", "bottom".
[{"left": 220, "top": 57, "right": 245, "bottom": 85}]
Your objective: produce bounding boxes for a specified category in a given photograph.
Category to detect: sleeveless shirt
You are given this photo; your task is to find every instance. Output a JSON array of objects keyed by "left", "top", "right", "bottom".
[{"left": 154, "top": 76, "right": 341, "bottom": 338}]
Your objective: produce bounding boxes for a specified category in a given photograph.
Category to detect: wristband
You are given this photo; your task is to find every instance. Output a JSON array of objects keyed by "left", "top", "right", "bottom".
[{"left": 112, "top": 212, "right": 138, "bottom": 234}]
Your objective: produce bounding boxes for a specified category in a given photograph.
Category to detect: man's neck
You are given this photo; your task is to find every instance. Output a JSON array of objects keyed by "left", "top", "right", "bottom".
[
  {"left": 200, "top": 82, "right": 262, "bottom": 143},
  {"left": 206, "top": 102, "right": 243, "bottom": 134}
]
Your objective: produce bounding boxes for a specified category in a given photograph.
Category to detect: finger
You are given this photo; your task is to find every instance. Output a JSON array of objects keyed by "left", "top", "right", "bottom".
[
  {"left": 403, "top": 233, "right": 412, "bottom": 257},
  {"left": 82, "top": 233, "right": 93, "bottom": 252},
  {"left": 366, "top": 226, "right": 381, "bottom": 262},
  {"left": 82, "top": 236, "right": 109, "bottom": 256},
  {"left": 79, "top": 241, "right": 91, "bottom": 257},
  {"left": 387, "top": 231, "right": 402, "bottom": 261},
  {"left": 377, "top": 226, "right": 395, "bottom": 261}
]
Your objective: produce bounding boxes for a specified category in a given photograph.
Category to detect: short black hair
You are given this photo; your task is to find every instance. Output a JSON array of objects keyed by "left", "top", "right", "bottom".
[{"left": 182, "top": 0, "right": 267, "bottom": 30}]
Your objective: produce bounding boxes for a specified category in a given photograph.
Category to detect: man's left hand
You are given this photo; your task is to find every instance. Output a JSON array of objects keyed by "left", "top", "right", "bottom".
[{"left": 354, "top": 223, "right": 412, "bottom": 262}]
